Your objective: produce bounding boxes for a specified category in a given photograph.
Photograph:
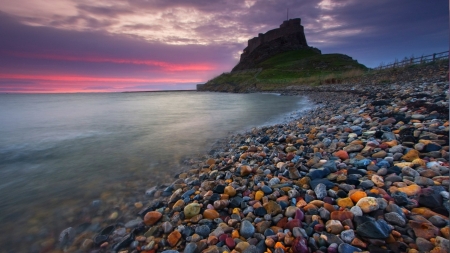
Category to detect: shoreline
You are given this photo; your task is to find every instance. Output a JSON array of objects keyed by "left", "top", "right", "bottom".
[{"left": 32, "top": 63, "right": 450, "bottom": 252}]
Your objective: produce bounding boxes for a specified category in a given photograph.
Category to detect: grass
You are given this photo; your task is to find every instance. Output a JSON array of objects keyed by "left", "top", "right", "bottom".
[{"left": 200, "top": 48, "right": 369, "bottom": 92}]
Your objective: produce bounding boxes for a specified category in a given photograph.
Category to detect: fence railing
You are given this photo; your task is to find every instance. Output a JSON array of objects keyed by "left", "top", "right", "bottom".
[{"left": 374, "top": 51, "right": 448, "bottom": 70}]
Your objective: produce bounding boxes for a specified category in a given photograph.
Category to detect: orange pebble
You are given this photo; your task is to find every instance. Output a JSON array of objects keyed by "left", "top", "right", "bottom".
[{"left": 274, "top": 242, "right": 286, "bottom": 251}]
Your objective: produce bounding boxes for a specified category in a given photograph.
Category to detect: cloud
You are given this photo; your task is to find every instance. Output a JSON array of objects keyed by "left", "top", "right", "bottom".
[{"left": 0, "top": 0, "right": 447, "bottom": 92}]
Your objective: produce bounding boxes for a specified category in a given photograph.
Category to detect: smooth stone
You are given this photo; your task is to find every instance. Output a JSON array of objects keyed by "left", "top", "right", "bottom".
[
  {"left": 167, "top": 230, "right": 182, "bottom": 247},
  {"left": 401, "top": 167, "right": 419, "bottom": 177},
  {"left": 285, "top": 206, "right": 298, "bottom": 217},
  {"left": 195, "top": 225, "right": 211, "bottom": 238},
  {"left": 429, "top": 215, "right": 447, "bottom": 227},
  {"left": 340, "top": 230, "right": 355, "bottom": 243},
  {"left": 384, "top": 212, "right": 406, "bottom": 226},
  {"left": 416, "top": 237, "right": 434, "bottom": 252},
  {"left": 224, "top": 186, "right": 237, "bottom": 197},
  {"left": 235, "top": 242, "right": 250, "bottom": 252},
  {"left": 184, "top": 242, "right": 198, "bottom": 253},
  {"left": 321, "top": 232, "right": 343, "bottom": 245},
  {"left": 203, "top": 209, "right": 220, "bottom": 220},
  {"left": 254, "top": 207, "right": 267, "bottom": 217},
  {"left": 184, "top": 203, "right": 201, "bottom": 219},
  {"left": 418, "top": 186, "right": 445, "bottom": 209},
  {"left": 356, "top": 197, "right": 379, "bottom": 213},
  {"left": 292, "top": 236, "right": 309, "bottom": 253},
  {"left": 144, "top": 211, "right": 162, "bottom": 226},
  {"left": 355, "top": 220, "right": 391, "bottom": 239},
  {"left": 350, "top": 206, "right": 363, "bottom": 217},
  {"left": 338, "top": 243, "right": 362, "bottom": 253},
  {"left": 240, "top": 220, "right": 255, "bottom": 239},
  {"left": 310, "top": 179, "right": 335, "bottom": 190},
  {"left": 263, "top": 201, "right": 282, "bottom": 216},
  {"left": 261, "top": 185, "right": 273, "bottom": 194},
  {"left": 326, "top": 220, "right": 344, "bottom": 234}
]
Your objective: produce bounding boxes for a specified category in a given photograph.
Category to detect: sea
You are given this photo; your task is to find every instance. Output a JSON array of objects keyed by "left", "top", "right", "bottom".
[{"left": 0, "top": 91, "right": 312, "bottom": 250}]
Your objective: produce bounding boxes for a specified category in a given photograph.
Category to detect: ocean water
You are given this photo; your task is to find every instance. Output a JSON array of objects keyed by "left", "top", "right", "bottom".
[{"left": 0, "top": 91, "right": 311, "bottom": 249}]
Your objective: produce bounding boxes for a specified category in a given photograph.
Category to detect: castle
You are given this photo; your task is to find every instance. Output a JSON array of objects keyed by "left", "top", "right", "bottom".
[{"left": 232, "top": 18, "right": 318, "bottom": 71}]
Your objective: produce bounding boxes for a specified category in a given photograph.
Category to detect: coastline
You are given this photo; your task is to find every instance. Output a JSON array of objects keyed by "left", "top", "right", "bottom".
[{"left": 51, "top": 63, "right": 450, "bottom": 252}]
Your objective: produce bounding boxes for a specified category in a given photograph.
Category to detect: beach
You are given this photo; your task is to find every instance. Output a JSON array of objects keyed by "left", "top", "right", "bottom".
[{"left": 55, "top": 62, "right": 449, "bottom": 253}]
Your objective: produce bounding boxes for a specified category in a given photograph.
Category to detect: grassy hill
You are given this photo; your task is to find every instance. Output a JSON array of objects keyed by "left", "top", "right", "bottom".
[{"left": 199, "top": 48, "right": 368, "bottom": 92}]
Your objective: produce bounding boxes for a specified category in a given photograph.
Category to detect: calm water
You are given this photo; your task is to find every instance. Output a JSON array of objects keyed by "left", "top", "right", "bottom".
[{"left": 0, "top": 91, "right": 311, "bottom": 250}]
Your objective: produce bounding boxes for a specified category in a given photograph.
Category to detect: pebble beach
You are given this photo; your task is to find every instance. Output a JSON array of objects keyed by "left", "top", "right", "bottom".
[{"left": 54, "top": 63, "right": 449, "bottom": 253}]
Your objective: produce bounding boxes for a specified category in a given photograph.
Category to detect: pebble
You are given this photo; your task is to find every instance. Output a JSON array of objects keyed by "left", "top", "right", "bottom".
[
  {"left": 51, "top": 66, "right": 450, "bottom": 253},
  {"left": 240, "top": 220, "right": 255, "bottom": 239}
]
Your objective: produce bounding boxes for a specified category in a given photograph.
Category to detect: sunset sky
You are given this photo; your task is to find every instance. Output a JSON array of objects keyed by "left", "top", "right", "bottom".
[{"left": 0, "top": 0, "right": 447, "bottom": 93}]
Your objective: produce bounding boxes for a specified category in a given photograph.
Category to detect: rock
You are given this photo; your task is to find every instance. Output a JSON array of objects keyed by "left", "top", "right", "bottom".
[
  {"left": 349, "top": 191, "right": 367, "bottom": 203},
  {"left": 203, "top": 209, "right": 220, "bottom": 220},
  {"left": 235, "top": 241, "right": 250, "bottom": 252},
  {"left": 334, "top": 150, "right": 349, "bottom": 160},
  {"left": 195, "top": 225, "right": 211, "bottom": 238},
  {"left": 289, "top": 167, "right": 302, "bottom": 179},
  {"left": 224, "top": 186, "right": 237, "bottom": 197},
  {"left": 337, "top": 197, "right": 354, "bottom": 208},
  {"left": 340, "top": 230, "right": 355, "bottom": 244},
  {"left": 184, "top": 242, "right": 198, "bottom": 253},
  {"left": 167, "top": 230, "right": 181, "bottom": 247},
  {"left": 419, "top": 186, "right": 445, "bottom": 209},
  {"left": 161, "top": 221, "right": 174, "bottom": 234},
  {"left": 402, "top": 149, "right": 420, "bottom": 162},
  {"left": 263, "top": 200, "right": 282, "bottom": 216},
  {"left": 371, "top": 174, "right": 385, "bottom": 187},
  {"left": 292, "top": 236, "right": 309, "bottom": 253},
  {"left": 314, "top": 183, "right": 327, "bottom": 200},
  {"left": 384, "top": 212, "right": 406, "bottom": 226},
  {"left": 416, "top": 237, "right": 434, "bottom": 252},
  {"left": 429, "top": 215, "right": 447, "bottom": 227},
  {"left": 415, "top": 176, "right": 435, "bottom": 186},
  {"left": 338, "top": 243, "right": 362, "bottom": 253},
  {"left": 401, "top": 166, "right": 420, "bottom": 177},
  {"left": 395, "top": 184, "right": 421, "bottom": 196},
  {"left": 356, "top": 197, "right": 379, "bottom": 213},
  {"left": 372, "top": 151, "right": 387, "bottom": 158},
  {"left": 355, "top": 219, "right": 391, "bottom": 239},
  {"left": 321, "top": 231, "right": 344, "bottom": 245},
  {"left": 350, "top": 206, "right": 363, "bottom": 217},
  {"left": 226, "top": 237, "right": 236, "bottom": 249},
  {"left": 240, "top": 220, "right": 255, "bottom": 239},
  {"left": 435, "top": 236, "right": 450, "bottom": 252},
  {"left": 343, "top": 144, "right": 364, "bottom": 153},
  {"left": 144, "top": 211, "right": 162, "bottom": 226},
  {"left": 409, "top": 220, "right": 439, "bottom": 239},
  {"left": 261, "top": 185, "right": 272, "bottom": 194},
  {"left": 184, "top": 203, "right": 201, "bottom": 219},
  {"left": 255, "top": 190, "right": 264, "bottom": 201},
  {"left": 285, "top": 206, "right": 299, "bottom": 217},
  {"left": 330, "top": 211, "right": 354, "bottom": 221},
  {"left": 80, "top": 239, "right": 93, "bottom": 251},
  {"left": 392, "top": 191, "right": 410, "bottom": 206},
  {"left": 326, "top": 220, "right": 344, "bottom": 234}
]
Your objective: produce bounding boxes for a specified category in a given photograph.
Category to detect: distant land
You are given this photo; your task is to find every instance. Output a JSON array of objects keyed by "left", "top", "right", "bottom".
[{"left": 197, "top": 18, "right": 367, "bottom": 93}]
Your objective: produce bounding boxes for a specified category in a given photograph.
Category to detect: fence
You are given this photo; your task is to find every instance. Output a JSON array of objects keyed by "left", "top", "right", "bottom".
[{"left": 374, "top": 51, "right": 448, "bottom": 70}]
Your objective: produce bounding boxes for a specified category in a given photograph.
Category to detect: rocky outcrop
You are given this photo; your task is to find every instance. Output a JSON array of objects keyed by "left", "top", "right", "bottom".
[{"left": 232, "top": 18, "right": 319, "bottom": 71}]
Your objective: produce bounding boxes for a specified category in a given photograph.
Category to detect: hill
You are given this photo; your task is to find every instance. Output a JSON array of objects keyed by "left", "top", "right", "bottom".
[{"left": 198, "top": 48, "right": 368, "bottom": 92}]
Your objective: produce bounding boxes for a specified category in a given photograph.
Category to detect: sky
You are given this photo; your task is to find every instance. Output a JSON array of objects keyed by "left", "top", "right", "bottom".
[{"left": 0, "top": 0, "right": 448, "bottom": 93}]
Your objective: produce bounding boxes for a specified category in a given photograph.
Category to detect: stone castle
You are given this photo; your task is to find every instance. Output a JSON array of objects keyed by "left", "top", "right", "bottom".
[{"left": 232, "top": 18, "right": 319, "bottom": 71}]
